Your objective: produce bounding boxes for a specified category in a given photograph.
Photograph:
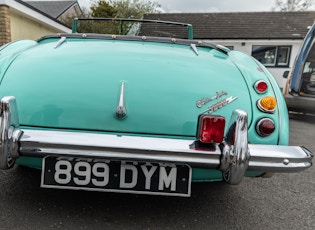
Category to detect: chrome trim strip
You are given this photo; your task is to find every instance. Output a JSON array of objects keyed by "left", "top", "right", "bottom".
[
  {"left": 20, "top": 130, "right": 221, "bottom": 167},
  {"left": 216, "top": 44, "right": 230, "bottom": 54},
  {"left": 248, "top": 145, "right": 312, "bottom": 172},
  {"left": 39, "top": 34, "right": 218, "bottom": 50},
  {"left": 54, "top": 36, "right": 66, "bottom": 49},
  {"left": 116, "top": 81, "right": 127, "bottom": 119},
  {"left": 0, "top": 97, "right": 313, "bottom": 185},
  {"left": 190, "top": 44, "right": 199, "bottom": 56},
  {"left": 17, "top": 130, "right": 312, "bottom": 173}
]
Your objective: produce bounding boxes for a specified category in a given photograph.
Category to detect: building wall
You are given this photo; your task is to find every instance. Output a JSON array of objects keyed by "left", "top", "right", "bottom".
[
  {"left": 206, "top": 39, "right": 303, "bottom": 88},
  {"left": 0, "top": 5, "right": 11, "bottom": 45},
  {"left": 10, "top": 8, "right": 61, "bottom": 41}
]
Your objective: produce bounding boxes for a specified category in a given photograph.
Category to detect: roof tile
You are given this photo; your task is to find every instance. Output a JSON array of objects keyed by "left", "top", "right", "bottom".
[
  {"left": 25, "top": 0, "right": 77, "bottom": 18},
  {"left": 142, "top": 12, "right": 315, "bottom": 39}
]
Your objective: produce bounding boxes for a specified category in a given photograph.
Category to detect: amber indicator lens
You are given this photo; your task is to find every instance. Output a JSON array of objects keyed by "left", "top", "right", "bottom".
[
  {"left": 198, "top": 115, "right": 226, "bottom": 143},
  {"left": 258, "top": 96, "right": 277, "bottom": 112}
]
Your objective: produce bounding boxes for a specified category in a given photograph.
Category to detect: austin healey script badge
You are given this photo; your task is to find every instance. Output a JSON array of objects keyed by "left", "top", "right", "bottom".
[
  {"left": 196, "top": 91, "right": 237, "bottom": 114},
  {"left": 196, "top": 91, "right": 227, "bottom": 108},
  {"left": 202, "top": 96, "right": 237, "bottom": 114}
]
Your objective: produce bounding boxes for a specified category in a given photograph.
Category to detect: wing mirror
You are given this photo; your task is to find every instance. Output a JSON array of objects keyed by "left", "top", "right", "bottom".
[{"left": 283, "top": 70, "right": 290, "bottom": 79}]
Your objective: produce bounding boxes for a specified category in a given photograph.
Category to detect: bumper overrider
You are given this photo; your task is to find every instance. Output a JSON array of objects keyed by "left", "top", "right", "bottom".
[{"left": 0, "top": 96, "right": 313, "bottom": 185}]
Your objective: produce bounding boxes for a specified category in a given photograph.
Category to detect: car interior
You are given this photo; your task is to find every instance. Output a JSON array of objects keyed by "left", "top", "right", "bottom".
[{"left": 300, "top": 42, "right": 315, "bottom": 94}]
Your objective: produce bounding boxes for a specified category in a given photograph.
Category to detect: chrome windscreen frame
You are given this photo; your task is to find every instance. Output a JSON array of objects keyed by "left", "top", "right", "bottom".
[{"left": 0, "top": 96, "right": 313, "bottom": 185}]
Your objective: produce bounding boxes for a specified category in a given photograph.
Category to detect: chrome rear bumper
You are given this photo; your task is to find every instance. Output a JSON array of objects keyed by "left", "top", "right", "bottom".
[{"left": 0, "top": 96, "right": 313, "bottom": 184}]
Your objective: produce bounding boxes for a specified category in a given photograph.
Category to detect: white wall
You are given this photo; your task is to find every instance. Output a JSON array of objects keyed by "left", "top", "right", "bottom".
[
  {"left": 1, "top": 0, "right": 71, "bottom": 41},
  {"left": 205, "top": 39, "right": 303, "bottom": 88}
]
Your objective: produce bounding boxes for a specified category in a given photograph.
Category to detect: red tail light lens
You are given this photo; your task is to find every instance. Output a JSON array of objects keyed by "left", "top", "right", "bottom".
[
  {"left": 197, "top": 115, "right": 226, "bottom": 143},
  {"left": 254, "top": 80, "right": 268, "bottom": 93},
  {"left": 256, "top": 118, "right": 275, "bottom": 136}
]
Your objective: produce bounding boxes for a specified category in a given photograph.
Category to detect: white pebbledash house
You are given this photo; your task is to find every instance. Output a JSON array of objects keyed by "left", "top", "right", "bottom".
[
  {"left": 142, "top": 11, "right": 315, "bottom": 88},
  {"left": 0, "top": 0, "right": 82, "bottom": 46}
]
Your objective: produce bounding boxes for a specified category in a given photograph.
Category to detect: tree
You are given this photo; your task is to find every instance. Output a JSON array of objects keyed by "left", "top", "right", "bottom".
[
  {"left": 272, "top": 0, "right": 314, "bottom": 11},
  {"left": 91, "top": 1, "right": 117, "bottom": 17},
  {"left": 80, "top": 1, "right": 118, "bottom": 34},
  {"left": 109, "top": 0, "right": 161, "bottom": 19},
  {"left": 87, "top": 0, "right": 161, "bottom": 34}
]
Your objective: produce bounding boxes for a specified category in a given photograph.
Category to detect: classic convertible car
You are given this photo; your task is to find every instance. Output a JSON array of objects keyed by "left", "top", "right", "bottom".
[{"left": 0, "top": 18, "right": 312, "bottom": 197}]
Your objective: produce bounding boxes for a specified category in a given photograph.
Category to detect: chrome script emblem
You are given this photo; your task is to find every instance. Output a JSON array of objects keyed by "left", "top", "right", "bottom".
[
  {"left": 196, "top": 91, "right": 228, "bottom": 108},
  {"left": 202, "top": 96, "right": 238, "bottom": 114}
]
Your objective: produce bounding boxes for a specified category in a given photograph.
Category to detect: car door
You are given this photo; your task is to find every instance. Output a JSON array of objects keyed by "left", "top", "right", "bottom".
[{"left": 290, "top": 23, "right": 315, "bottom": 93}]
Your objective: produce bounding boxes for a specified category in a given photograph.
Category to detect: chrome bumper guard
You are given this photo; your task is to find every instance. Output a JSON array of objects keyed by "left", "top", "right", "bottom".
[{"left": 0, "top": 96, "right": 313, "bottom": 184}]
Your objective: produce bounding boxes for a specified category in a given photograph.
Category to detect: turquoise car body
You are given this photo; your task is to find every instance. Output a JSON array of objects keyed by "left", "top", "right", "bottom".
[{"left": 0, "top": 19, "right": 312, "bottom": 196}]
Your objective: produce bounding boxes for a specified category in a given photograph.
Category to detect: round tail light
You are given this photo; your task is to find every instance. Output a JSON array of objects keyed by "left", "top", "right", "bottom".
[
  {"left": 256, "top": 118, "right": 275, "bottom": 136},
  {"left": 254, "top": 80, "right": 268, "bottom": 93},
  {"left": 257, "top": 96, "right": 277, "bottom": 113}
]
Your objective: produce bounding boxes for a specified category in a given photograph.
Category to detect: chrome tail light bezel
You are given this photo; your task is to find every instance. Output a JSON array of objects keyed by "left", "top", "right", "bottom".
[{"left": 256, "top": 118, "right": 275, "bottom": 137}]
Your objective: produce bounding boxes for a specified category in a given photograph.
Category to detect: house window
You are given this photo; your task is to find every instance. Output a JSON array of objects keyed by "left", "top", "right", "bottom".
[
  {"left": 252, "top": 45, "right": 291, "bottom": 67},
  {"left": 225, "top": 46, "right": 234, "bottom": 50}
]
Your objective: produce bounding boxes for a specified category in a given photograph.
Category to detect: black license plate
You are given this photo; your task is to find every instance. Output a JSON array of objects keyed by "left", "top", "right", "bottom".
[{"left": 41, "top": 156, "right": 192, "bottom": 197}]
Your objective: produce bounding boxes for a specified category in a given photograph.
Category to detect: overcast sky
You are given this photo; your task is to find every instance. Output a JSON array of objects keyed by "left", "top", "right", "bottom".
[
  {"left": 156, "top": 0, "right": 276, "bottom": 12},
  {"left": 80, "top": 0, "right": 278, "bottom": 12}
]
